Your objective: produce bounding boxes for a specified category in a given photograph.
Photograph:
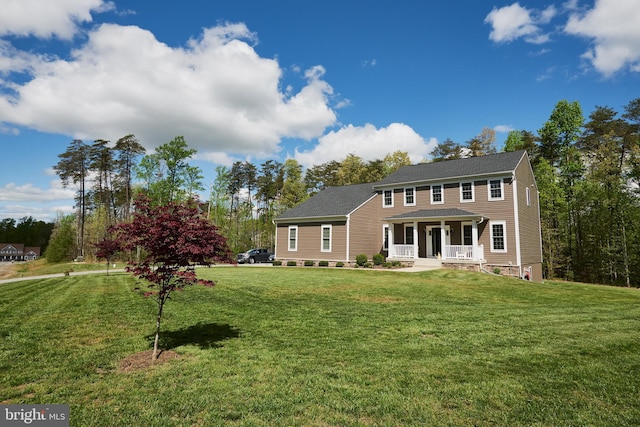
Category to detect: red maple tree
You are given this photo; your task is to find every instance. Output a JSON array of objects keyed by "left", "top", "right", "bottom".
[{"left": 104, "top": 195, "right": 233, "bottom": 360}]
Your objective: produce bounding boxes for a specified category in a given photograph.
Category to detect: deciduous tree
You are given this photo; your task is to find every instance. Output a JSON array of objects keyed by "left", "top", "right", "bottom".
[{"left": 105, "top": 196, "right": 233, "bottom": 360}]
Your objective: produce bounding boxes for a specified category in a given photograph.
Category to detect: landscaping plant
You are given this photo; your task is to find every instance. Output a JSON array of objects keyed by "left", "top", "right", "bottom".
[{"left": 102, "top": 195, "right": 233, "bottom": 360}]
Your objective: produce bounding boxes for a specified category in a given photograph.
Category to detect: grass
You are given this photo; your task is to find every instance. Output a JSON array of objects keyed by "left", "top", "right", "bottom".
[
  {"left": 1, "top": 267, "right": 639, "bottom": 426},
  {"left": 1, "top": 259, "right": 124, "bottom": 279}
]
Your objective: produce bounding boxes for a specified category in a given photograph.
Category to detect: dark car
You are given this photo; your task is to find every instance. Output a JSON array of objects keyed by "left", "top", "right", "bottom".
[{"left": 237, "top": 248, "right": 274, "bottom": 264}]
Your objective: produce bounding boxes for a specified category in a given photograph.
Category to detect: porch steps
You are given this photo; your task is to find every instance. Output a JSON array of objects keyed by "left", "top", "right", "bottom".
[{"left": 408, "top": 258, "right": 442, "bottom": 270}]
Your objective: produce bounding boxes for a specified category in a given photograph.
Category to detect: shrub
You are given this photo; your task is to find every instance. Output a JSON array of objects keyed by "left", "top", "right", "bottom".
[
  {"left": 318, "top": 260, "right": 329, "bottom": 267},
  {"left": 304, "top": 260, "right": 315, "bottom": 267},
  {"left": 382, "top": 262, "right": 392, "bottom": 268},
  {"left": 287, "top": 260, "right": 297, "bottom": 267},
  {"left": 335, "top": 262, "right": 344, "bottom": 268},
  {"left": 273, "top": 260, "right": 282, "bottom": 266},
  {"left": 493, "top": 267, "right": 501, "bottom": 275},
  {"left": 364, "top": 262, "right": 373, "bottom": 268},
  {"left": 372, "top": 253, "right": 385, "bottom": 265},
  {"left": 391, "top": 261, "right": 401, "bottom": 267},
  {"left": 356, "top": 254, "right": 368, "bottom": 267}
]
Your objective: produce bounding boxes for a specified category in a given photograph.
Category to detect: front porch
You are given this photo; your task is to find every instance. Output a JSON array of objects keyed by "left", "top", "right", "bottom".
[{"left": 384, "top": 208, "right": 486, "bottom": 263}]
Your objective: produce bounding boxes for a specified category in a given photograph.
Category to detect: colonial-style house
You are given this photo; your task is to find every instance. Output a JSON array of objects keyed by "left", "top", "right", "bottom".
[
  {"left": 0, "top": 244, "right": 41, "bottom": 262},
  {"left": 274, "top": 150, "right": 543, "bottom": 281}
]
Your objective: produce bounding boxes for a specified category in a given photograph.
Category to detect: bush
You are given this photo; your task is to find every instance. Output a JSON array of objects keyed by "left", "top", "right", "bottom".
[
  {"left": 287, "top": 260, "right": 297, "bottom": 267},
  {"left": 493, "top": 267, "right": 501, "bottom": 275},
  {"left": 273, "top": 260, "right": 282, "bottom": 266},
  {"left": 391, "top": 261, "right": 401, "bottom": 267},
  {"left": 335, "top": 262, "right": 344, "bottom": 268},
  {"left": 382, "top": 262, "right": 392, "bottom": 268},
  {"left": 364, "top": 262, "right": 373, "bottom": 268},
  {"left": 319, "top": 260, "right": 329, "bottom": 267},
  {"left": 356, "top": 254, "right": 368, "bottom": 267},
  {"left": 372, "top": 253, "right": 385, "bottom": 265},
  {"left": 304, "top": 260, "right": 315, "bottom": 267}
]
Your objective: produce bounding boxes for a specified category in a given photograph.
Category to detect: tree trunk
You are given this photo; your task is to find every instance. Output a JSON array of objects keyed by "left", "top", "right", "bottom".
[{"left": 152, "top": 296, "right": 165, "bottom": 361}]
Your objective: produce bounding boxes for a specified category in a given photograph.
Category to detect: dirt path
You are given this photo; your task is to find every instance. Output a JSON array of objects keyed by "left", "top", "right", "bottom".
[{"left": 0, "top": 262, "right": 16, "bottom": 280}]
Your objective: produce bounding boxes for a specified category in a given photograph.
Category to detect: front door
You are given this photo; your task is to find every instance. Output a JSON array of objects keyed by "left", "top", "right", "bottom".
[{"left": 427, "top": 225, "right": 450, "bottom": 257}]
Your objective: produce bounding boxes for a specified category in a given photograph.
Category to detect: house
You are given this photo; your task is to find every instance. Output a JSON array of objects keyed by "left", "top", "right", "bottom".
[
  {"left": 273, "top": 150, "right": 543, "bottom": 281},
  {"left": 0, "top": 244, "right": 41, "bottom": 262}
]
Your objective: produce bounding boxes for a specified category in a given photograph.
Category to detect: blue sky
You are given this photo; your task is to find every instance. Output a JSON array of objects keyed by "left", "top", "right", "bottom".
[{"left": 0, "top": 0, "right": 639, "bottom": 221}]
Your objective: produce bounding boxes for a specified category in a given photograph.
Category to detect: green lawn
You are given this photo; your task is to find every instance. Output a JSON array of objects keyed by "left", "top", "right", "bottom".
[{"left": 1, "top": 267, "right": 639, "bottom": 426}]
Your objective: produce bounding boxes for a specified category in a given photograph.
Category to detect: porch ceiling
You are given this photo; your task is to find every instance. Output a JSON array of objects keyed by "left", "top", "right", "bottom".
[{"left": 383, "top": 208, "right": 484, "bottom": 222}]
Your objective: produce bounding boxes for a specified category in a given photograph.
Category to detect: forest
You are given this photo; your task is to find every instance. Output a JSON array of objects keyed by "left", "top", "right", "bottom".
[{"left": 6, "top": 97, "right": 639, "bottom": 287}]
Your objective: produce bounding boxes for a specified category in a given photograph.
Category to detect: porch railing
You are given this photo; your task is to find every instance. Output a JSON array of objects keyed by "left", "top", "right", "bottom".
[
  {"left": 390, "top": 244, "right": 484, "bottom": 261},
  {"left": 391, "top": 244, "right": 415, "bottom": 258},
  {"left": 443, "top": 244, "right": 484, "bottom": 261}
]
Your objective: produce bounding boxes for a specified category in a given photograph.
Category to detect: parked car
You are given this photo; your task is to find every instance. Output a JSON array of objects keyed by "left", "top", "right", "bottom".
[{"left": 237, "top": 248, "right": 274, "bottom": 264}]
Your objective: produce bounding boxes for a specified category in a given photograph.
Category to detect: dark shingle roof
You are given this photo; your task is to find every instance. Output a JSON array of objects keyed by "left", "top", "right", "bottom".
[
  {"left": 275, "top": 182, "right": 375, "bottom": 221},
  {"left": 374, "top": 150, "right": 526, "bottom": 188},
  {"left": 384, "top": 208, "right": 482, "bottom": 221}
]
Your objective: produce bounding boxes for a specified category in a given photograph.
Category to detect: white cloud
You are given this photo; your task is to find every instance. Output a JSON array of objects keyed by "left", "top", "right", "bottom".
[
  {"left": 0, "top": 182, "right": 76, "bottom": 202},
  {"left": 494, "top": 125, "right": 514, "bottom": 133},
  {"left": 294, "top": 123, "right": 436, "bottom": 168},
  {"left": 485, "top": 3, "right": 556, "bottom": 44},
  {"left": 564, "top": 0, "right": 640, "bottom": 76},
  {"left": 0, "top": 22, "right": 337, "bottom": 158},
  {"left": 0, "top": 0, "right": 114, "bottom": 40}
]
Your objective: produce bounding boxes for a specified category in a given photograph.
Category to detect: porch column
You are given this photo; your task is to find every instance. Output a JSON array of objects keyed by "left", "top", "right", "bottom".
[
  {"left": 440, "top": 220, "right": 446, "bottom": 259},
  {"left": 472, "top": 220, "right": 479, "bottom": 260},
  {"left": 413, "top": 221, "right": 419, "bottom": 259},
  {"left": 387, "top": 223, "right": 394, "bottom": 258}
]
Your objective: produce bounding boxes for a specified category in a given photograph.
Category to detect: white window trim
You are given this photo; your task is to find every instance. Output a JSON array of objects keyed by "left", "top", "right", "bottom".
[
  {"left": 489, "top": 220, "right": 507, "bottom": 253},
  {"left": 288, "top": 225, "right": 298, "bottom": 251},
  {"left": 526, "top": 186, "right": 531, "bottom": 206},
  {"left": 460, "top": 181, "right": 475, "bottom": 203},
  {"left": 404, "top": 224, "right": 414, "bottom": 244},
  {"left": 321, "top": 224, "right": 332, "bottom": 252},
  {"left": 383, "top": 189, "right": 394, "bottom": 208},
  {"left": 488, "top": 179, "right": 504, "bottom": 201},
  {"left": 383, "top": 224, "right": 390, "bottom": 251},
  {"left": 404, "top": 187, "right": 416, "bottom": 206},
  {"left": 461, "top": 221, "right": 473, "bottom": 246},
  {"left": 431, "top": 184, "right": 444, "bottom": 205}
]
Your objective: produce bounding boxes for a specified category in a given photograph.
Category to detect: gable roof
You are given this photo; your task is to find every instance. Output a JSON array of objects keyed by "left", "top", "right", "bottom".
[
  {"left": 275, "top": 182, "right": 375, "bottom": 221},
  {"left": 374, "top": 150, "right": 527, "bottom": 188}
]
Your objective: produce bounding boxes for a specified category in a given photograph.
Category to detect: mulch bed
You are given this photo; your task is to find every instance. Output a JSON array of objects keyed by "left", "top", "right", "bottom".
[{"left": 117, "top": 350, "right": 181, "bottom": 372}]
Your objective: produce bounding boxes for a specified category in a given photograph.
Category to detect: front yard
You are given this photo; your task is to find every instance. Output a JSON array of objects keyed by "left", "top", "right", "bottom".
[{"left": 1, "top": 268, "right": 639, "bottom": 425}]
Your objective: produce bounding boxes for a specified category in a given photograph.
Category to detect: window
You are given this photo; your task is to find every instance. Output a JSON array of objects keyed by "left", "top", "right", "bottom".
[
  {"left": 321, "top": 225, "right": 332, "bottom": 252},
  {"left": 405, "top": 226, "right": 414, "bottom": 244},
  {"left": 431, "top": 185, "right": 443, "bottom": 204},
  {"left": 490, "top": 221, "right": 507, "bottom": 252},
  {"left": 288, "top": 226, "right": 298, "bottom": 251},
  {"left": 460, "top": 182, "right": 474, "bottom": 202},
  {"left": 383, "top": 189, "right": 394, "bottom": 207},
  {"left": 463, "top": 224, "right": 473, "bottom": 246},
  {"left": 404, "top": 187, "right": 416, "bottom": 206},
  {"left": 383, "top": 225, "right": 389, "bottom": 251},
  {"left": 526, "top": 186, "right": 531, "bottom": 206},
  {"left": 489, "top": 179, "right": 504, "bottom": 200}
]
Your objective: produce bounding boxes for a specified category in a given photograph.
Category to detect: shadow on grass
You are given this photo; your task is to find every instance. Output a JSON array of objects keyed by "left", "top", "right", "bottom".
[{"left": 149, "top": 322, "right": 241, "bottom": 350}]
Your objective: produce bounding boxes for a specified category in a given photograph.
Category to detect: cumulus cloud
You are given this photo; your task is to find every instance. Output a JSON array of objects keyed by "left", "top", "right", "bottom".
[
  {"left": 564, "top": 0, "right": 640, "bottom": 76},
  {"left": 0, "top": 0, "right": 114, "bottom": 40},
  {"left": 485, "top": 3, "right": 556, "bottom": 44},
  {"left": 294, "top": 123, "right": 437, "bottom": 168},
  {"left": 0, "top": 182, "right": 76, "bottom": 202},
  {"left": 0, "top": 22, "right": 337, "bottom": 159},
  {"left": 494, "top": 125, "right": 514, "bottom": 133}
]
